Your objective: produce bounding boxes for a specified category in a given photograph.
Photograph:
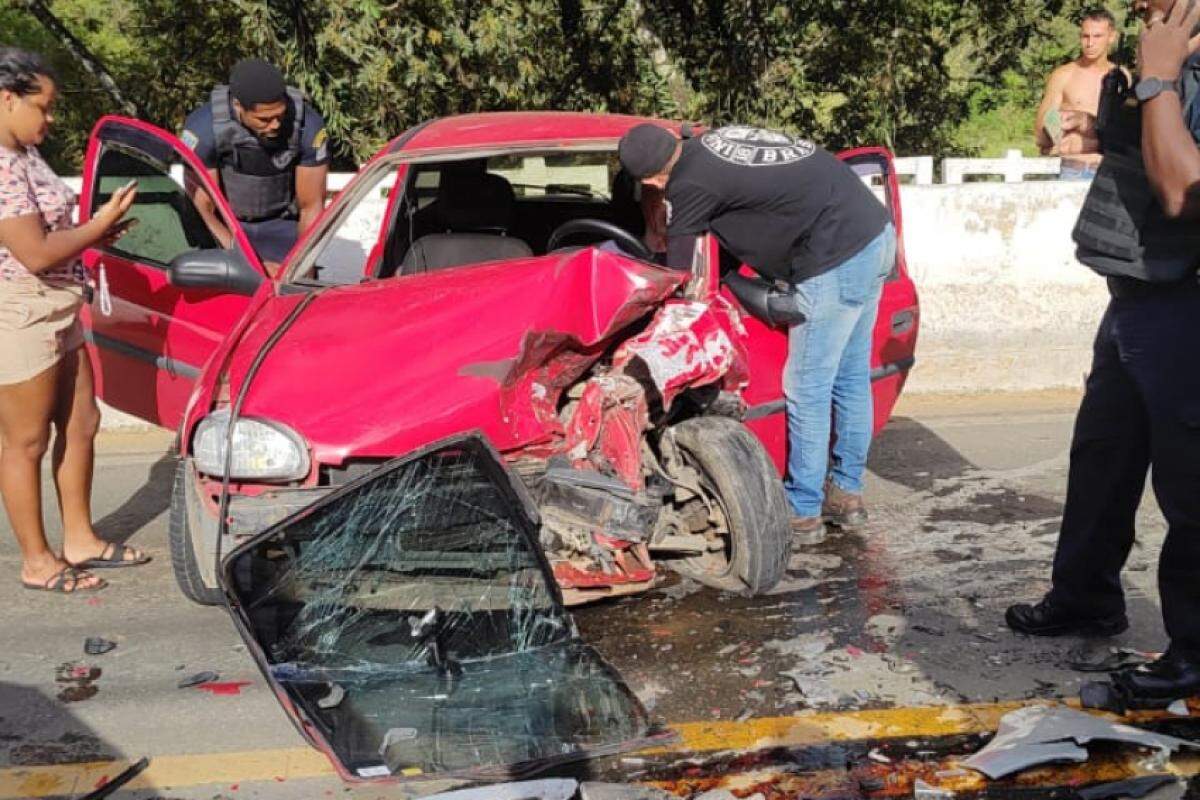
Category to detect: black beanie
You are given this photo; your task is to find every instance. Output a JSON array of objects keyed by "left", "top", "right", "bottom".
[
  {"left": 229, "top": 59, "right": 287, "bottom": 108},
  {"left": 619, "top": 123, "right": 678, "bottom": 179}
]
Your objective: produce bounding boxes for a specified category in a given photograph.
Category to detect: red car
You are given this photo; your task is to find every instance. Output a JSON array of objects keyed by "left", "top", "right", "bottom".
[
  {"left": 80, "top": 112, "right": 917, "bottom": 608},
  {"left": 78, "top": 111, "right": 918, "bottom": 781}
]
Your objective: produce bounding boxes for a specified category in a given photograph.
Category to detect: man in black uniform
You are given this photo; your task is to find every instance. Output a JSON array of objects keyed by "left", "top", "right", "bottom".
[
  {"left": 181, "top": 59, "right": 329, "bottom": 268},
  {"left": 618, "top": 123, "right": 895, "bottom": 541},
  {"left": 1006, "top": 0, "right": 1200, "bottom": 704}
]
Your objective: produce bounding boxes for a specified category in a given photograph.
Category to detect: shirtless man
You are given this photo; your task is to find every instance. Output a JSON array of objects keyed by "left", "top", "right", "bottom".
[{"left": 1035, "top": 8, "right": 1123, "bottom": 180}]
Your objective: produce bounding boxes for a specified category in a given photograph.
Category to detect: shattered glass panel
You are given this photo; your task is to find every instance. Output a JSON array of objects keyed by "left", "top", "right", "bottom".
[{"left": 225, "top": 438, "right": 657, "bottom": 780}]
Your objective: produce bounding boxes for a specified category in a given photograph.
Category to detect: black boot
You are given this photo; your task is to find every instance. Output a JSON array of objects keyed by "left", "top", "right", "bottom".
[
  {"left": 1005, "top": 595, "right": 1129, "bottom": 637},
  {"left": 1112, "top": 651, "right": 1200, "bottom": 705}
]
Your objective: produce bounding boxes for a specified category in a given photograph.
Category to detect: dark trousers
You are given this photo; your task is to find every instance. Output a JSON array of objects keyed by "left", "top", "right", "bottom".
[
  {"left": 1049, "top": 279, "right": 1200, "bottom": 659},
  {"left": 243, "top": 217, "right": 300, "bottom": 264}
]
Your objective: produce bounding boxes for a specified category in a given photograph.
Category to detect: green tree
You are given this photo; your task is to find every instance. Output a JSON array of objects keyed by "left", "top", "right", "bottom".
[
  {"left": 948, "top": 0, "right": 1133, "bottom": 155},
  {"left": 4, "top": 0, "right": 1145, "bottom": 171}
]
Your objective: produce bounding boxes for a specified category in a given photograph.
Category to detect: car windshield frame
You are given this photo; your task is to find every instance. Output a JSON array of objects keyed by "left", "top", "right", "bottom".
[{"left": 280, "top": 140, "right": 705, "bottom": 289}]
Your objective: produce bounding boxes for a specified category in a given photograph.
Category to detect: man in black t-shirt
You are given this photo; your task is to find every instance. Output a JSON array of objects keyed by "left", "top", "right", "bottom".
[{"left": 619, "top": 123, "right": 896, "bottom": 541}]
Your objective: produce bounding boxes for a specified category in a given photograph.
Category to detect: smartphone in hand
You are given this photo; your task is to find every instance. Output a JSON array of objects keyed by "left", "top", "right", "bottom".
[{"left": 110, "top": 217, "right": 139, "bottom": 235}]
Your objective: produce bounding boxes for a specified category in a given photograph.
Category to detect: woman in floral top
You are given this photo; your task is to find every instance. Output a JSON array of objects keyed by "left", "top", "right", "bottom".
[{"left": 0, "top": 49, "right": 149, "bottom": 593}]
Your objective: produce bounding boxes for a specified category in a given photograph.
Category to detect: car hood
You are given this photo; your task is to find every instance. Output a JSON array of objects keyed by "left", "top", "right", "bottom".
[{"left": 224, "top": 249, "right": 687, "bottom": 465}]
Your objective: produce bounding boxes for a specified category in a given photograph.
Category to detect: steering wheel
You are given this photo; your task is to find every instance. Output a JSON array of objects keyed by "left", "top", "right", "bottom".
[{"left": 545, "top": 218, "right": 654, "bottom": 262}]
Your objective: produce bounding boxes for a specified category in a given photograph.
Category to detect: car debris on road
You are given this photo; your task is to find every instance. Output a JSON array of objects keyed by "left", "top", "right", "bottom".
[{"left": 961, "top": 705, "right": 1199, "bottom": 780}]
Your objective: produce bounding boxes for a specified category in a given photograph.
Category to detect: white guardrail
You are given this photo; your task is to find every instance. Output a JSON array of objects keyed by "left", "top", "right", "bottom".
[
  {"left": 330, "top": 152, "right": 1062, "bottom": 188},
  {"left": 64, "top": 151, "right": 1068, "bottom": 195},
  {"left": 897, "top": 152, "right": 1064, "bottom": 185}
]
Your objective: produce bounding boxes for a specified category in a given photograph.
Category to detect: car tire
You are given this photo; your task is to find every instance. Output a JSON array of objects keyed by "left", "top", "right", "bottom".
[
  {"left": 169, "top": 459, "right": 223, "bottom": 606},
  {"left": 666, "top": 416, "right": 791, "bottom": 594}
]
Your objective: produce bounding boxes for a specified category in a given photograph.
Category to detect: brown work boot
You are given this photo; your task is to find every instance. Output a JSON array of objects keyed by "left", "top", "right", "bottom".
[
  {"left": 822, "top": 482, "right": 868, "bottom": 529},
  {"left": 791, "top": 516, "right": 827, "bottom": 546}
]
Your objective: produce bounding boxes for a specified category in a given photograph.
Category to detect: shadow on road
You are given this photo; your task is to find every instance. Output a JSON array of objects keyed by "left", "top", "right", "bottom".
[
  {"left": 868, "top": 415, "right": 977, "bottom": 493},
  {"left": 0, "top": 680, "right": 154, "bottom": 797},
  {"left": 869, "top": 416, "right": 1066, "bottom": 520},
  {"left": 93, "top": 454, "right": 175, "bottom": 548}
]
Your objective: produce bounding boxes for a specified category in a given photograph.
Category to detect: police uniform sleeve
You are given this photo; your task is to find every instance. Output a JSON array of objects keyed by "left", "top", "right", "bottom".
[
  {"left": 180, "top": 105, "right": 218, "bottom": 169},
  {"left": 299, "top": 107, "right": 331, "bottom": 167}
]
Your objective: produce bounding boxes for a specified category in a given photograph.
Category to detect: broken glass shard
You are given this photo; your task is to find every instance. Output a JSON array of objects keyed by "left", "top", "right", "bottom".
[{"left": 221, "top": 436, "right": 670, "bottom": 781}]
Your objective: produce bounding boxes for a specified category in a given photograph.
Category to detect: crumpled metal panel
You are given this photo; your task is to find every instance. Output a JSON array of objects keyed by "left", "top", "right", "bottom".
[
  {"left": 551, "top": 297, "right": 748, "bottom": 494},
  {"left": 962, "top": 705, "right": 1199, "bottom": 780},
  {"left": 612, "top": 298, "right": 749, "bottom": 413},
  {"left": 224, "top": 249, "right": 687, "bottom": 466},
  {"left": 222, "top": 436, "right": 669, "bottom": 782}
]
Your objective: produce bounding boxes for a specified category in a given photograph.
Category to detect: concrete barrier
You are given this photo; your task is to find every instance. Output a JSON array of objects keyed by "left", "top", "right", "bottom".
[{"left": 899, "top": 181, "right": 1104, "bottom": 395}]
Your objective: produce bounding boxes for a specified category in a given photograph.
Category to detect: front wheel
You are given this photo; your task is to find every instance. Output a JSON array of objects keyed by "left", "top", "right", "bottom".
[
  {"left": 663, "top": 416, "right": 791, "bottom": 594},
  {"left": 168, "top": 460, "right": 223, "bottom": 606}
]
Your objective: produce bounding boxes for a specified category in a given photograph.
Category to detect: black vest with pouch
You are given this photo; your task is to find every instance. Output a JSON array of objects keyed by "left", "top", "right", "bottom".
[
  {"left": 210, "top": 85, "right": 306, "bottom": 222},
  {"left": 1072, "top": 60, "right": 1200, "bottom": 283}
]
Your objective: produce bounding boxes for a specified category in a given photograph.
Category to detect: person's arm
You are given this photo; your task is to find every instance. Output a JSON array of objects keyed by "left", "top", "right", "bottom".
[
  {"left": 641, "top": 184, "right": 668, "bottom": 253},
  {"left": 188, "top": 167, "right": 234, "bottom": 248},
  {"left": 1061, "top": 108, "right": 1098, "bottom": 138},
  {"left": 295, "top": 110, "right": 330, "bottom": 236},
  {"left": 1035, "top": 67, "right": 1070, "bottom": 154},
  {"left": 0, "top": 179, "right": 136, "bottom": 274},
  {"left": 1138, "top": 1, "right": 1200, "bottom": 219},
  {"left": 181, "top": 114, "right": 235, "bottom": 248},
  {"left": 295, "top": 164, "right": 328, "bottom": 236},
  {"left": 666, "top": 234, "right": 700, "bottom": 270},
  {"left": 664, "top": 179, "right": 721, "bottom": 271}
]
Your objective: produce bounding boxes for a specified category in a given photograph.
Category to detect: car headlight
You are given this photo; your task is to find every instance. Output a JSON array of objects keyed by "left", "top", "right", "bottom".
[{"left": 193, "top": 409, "right": 310, "bottom": 482}]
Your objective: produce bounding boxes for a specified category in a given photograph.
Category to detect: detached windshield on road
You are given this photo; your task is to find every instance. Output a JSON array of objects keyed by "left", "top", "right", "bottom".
[{"left": 224, "top": 437, "right": 660, "bottom": 780}]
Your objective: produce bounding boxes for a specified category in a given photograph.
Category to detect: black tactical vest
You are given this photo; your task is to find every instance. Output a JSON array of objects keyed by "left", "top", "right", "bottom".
[
  {"left": 1073, "top": 61, "right": 1200, "bottom": 283},
  {"left": 210, "top": 85, "right": 306, "bottom": 222}
]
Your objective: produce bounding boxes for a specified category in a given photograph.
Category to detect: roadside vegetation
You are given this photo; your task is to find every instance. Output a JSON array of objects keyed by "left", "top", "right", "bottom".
[{"left": 3, "top": 0, "right": 1130, "bottom": 172}]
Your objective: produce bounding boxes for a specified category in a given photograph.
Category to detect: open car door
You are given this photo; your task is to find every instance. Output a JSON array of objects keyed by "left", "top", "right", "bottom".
[
  {"left": 220, "top": 434, "right": 671, "bottom": 782},
  {"left": 79, "top": 117, "right": 268, "bottom": 430},
  {"left": 838, "top": 147, "right": 920, "bottom": 432}
]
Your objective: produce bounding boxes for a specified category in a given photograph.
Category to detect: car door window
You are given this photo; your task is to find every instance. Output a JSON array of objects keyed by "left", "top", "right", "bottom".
[
  {"left": 845, "top": 155, "right": 900, "bottom": 281},
  {"left": 297, "top": 168, "right": 398, "bottom": 285},
  {"left": 90, "top": 146, "right": 222, "bottom": 268}
]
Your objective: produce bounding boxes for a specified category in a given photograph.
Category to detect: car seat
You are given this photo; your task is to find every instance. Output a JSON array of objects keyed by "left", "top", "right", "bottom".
[{"left": 400, "top": 172, "right": 532, "bottom": 274}]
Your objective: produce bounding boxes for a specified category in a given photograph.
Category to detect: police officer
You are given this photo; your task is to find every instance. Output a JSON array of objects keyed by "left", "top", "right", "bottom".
[
  {"left": 618, "top": 123, "right": 896, "bottom": 542},
  {"left": 1006, "top": 0, "right": 1200, "bottom": 704},
  {"left": 181, "top": 59, "right": 329, "bottom": 268}
]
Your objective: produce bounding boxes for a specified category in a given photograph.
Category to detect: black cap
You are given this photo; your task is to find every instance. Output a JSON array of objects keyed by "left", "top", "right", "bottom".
[
  {"left": 618, "top": 123, "right": 678, "bottom": 179},
  {"left": 229, "top": 59, "right": 287, "bottom": 108}
]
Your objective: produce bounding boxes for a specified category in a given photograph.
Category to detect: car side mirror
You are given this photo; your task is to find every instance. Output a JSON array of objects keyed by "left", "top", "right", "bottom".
[{"left": 168, "top": 249, "right": 263, "bottom": 297}]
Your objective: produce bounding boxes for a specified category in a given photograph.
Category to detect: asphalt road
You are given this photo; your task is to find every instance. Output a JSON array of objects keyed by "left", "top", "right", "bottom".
[{"left": 0, "top": 392, "right": 1193, "bottom": 800}]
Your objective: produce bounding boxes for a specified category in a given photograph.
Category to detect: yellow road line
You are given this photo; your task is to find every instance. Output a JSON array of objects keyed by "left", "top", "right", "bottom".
[
  {"left": 0, "top": 700, "right": 1181, "bottom": 799},
  {"left": 0, "top": 748, "right": 333, "bottom": 799},
  {"left": 652, "top": 700, "right": 1030, "bottom": 755}
]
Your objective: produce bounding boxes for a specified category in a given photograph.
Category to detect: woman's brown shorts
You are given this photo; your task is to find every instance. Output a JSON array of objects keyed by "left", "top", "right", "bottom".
[{"left": 0, "top": 279, "right": 85, "bottom": 386}]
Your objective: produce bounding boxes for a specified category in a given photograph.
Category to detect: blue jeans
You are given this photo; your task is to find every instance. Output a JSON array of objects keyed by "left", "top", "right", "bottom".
[
  {"left": 1059, "top": 162, "right": 1098, "bottom": 181},
  {"left": 783, "top": 224, "right": 896, "bottom": 517}
]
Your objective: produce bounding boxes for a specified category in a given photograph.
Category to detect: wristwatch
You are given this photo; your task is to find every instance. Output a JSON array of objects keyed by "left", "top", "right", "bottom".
[{"left": 1134, "top": 76, "right": 1181, "bottom": 102}]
